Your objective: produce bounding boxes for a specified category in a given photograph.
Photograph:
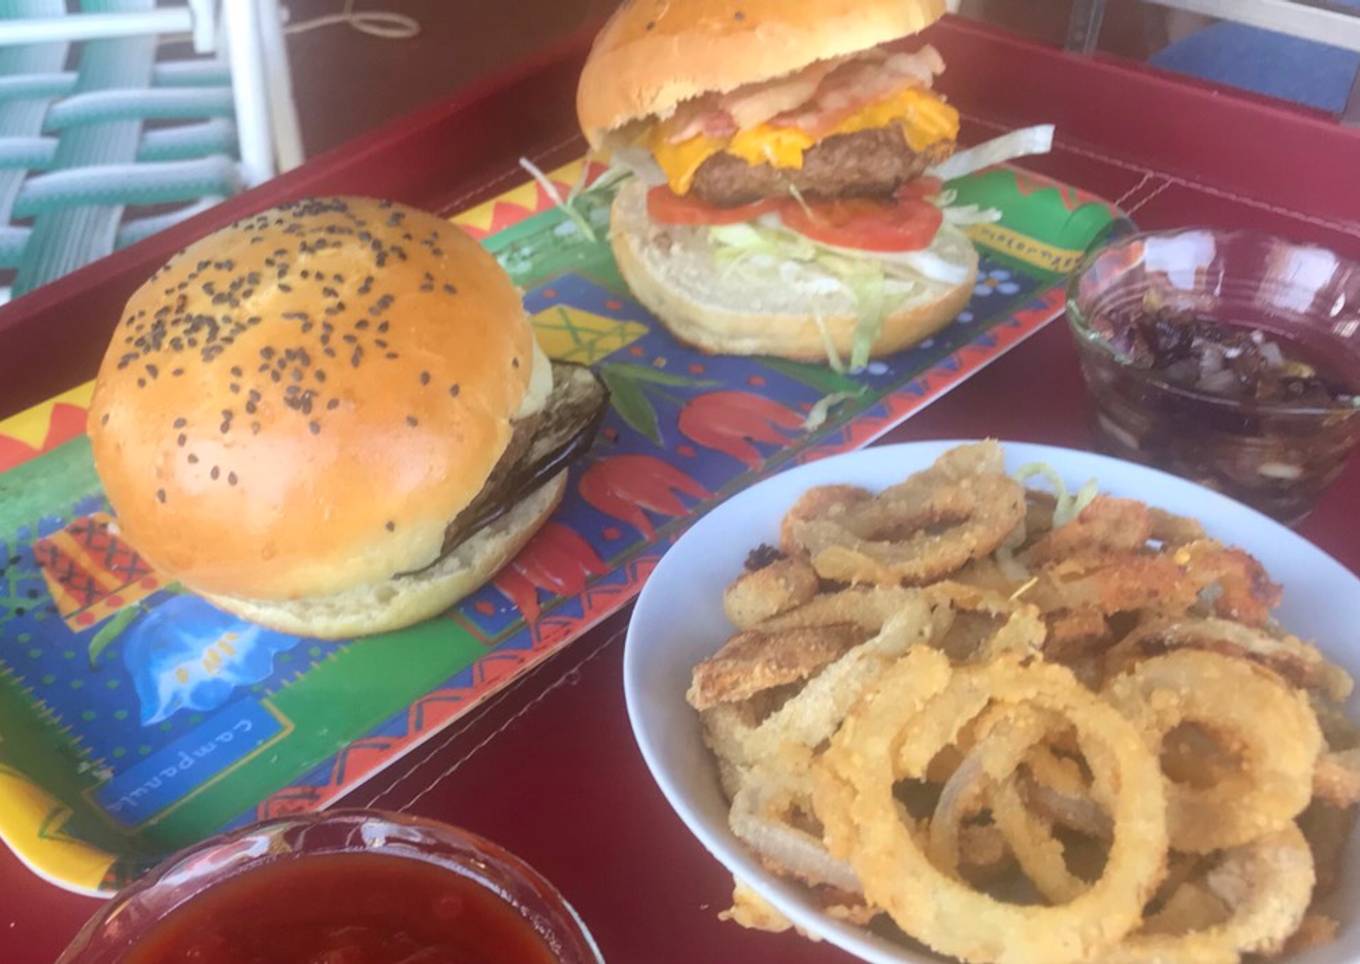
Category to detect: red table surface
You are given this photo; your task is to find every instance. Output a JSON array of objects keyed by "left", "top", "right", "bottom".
[{"left": 4, "top": 17, "right": 1360, "bottom": 964}]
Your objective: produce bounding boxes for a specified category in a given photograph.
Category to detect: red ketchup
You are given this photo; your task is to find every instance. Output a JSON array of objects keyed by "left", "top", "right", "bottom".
[{"left": 125, "top": 852, "right": 558, "bottom": 964}]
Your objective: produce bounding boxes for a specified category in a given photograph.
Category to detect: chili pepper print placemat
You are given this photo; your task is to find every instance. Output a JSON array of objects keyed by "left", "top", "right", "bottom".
[{"left": 0, "top": 159, "right": 1129, "bottom": 894}]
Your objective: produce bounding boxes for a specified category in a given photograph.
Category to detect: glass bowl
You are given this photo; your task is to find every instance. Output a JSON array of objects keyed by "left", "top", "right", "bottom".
[
  {"left": 1067, "top": 227, "right": 1360, "bottom": 524},
  {"left": 57, "top": 809, "right": 603, "bottom": 964}
]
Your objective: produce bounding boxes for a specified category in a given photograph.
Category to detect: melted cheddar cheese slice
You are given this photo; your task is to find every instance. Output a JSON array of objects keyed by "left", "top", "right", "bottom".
[{"left": 649, "top": 87, "right": 960, "bottom": 195}]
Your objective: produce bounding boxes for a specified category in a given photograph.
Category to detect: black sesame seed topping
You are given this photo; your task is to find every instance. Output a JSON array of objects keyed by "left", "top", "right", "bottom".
[
  {"left": 177, "top": 433, "right": 187, "bottom": 447},
  {"left": 173, "top": 417, "right": 187, "bottom": 428},
  {"left": 327, "top": 398, "right": 340, "bottom": 410},
  {"left": 449, "top": 383, "right": 460, "bottom": 397},
  {"left": 420, "top": 371, "right": 430, "bottom": 386},
  {"left": 210, "top": 466, "right": 220, "bottom": 480},
  {"left": 309, "top": 420, "right": 320, "bottom": 435},
  {"left": 156, "top": 489, "right": 166, "bottom": 503},
  {"left": 228, "top": 471, "right": 237, "bottom": 486},
  {"left": 406, "top": 415, "right": 418, "bottom": 427},
  {"left": 188, "top": 453, "right": 199, "bottom": 463},
  {"left": 386, "top": 521, "right": 396, "bottom": 532}
]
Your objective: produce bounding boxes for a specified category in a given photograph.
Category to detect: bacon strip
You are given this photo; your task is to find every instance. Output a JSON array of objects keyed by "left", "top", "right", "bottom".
[{"left": 664, "top": 45, "right": 947, "bottom": 145}]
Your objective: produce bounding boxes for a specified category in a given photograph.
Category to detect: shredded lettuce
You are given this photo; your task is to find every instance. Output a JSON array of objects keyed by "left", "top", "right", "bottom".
[
  {"left": 1066, "top": 478, "right": 1100, "bottom": 524},
  {"left": 994, "top": 516, "right": 1032, "bottom": 582},
  {"left": 811, "top": 310, "right": 846, "bottom": 374},
  {"left": 519, "top": 157, "right": 632, "bottom": 244},
  {"left": 930, "top": 125, "right": 1055, "bottom": 181},
  {"left": 803, "top": 390, "right": 859, "bottom": 430},
  {"left": 785, "top": 181, "right": 816, "bottom": 219},
  {"left": 942, "top": 204, "right": 1003, "bottom": 227},
  {"left": 831, "top": 258, "right": 888, "bottom": 372},
  {"left": 1014, "top": 462, "right": 1099, "bottom": 527},
  {"left": 708, "top": 219, "right": 963, "bottom": 372}
]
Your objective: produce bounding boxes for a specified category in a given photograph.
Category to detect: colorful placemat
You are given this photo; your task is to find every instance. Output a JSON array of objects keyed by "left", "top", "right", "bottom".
[{"left": 0, "top": 159, "right": 1128, "bottom": 894}]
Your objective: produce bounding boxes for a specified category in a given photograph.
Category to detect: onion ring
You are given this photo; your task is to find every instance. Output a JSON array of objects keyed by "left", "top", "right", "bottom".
[
  {"left": 688, "top": 624, "right": 864, "bottom": 710},
  {"left": 786, "top": 442, "right": 1025, "bottom": 586},
  {"left": 1103, "top": 824, "right": 1314, "bottom": 962},
  {"left": 1103, "top": 616, "right": 1353, "bottom": 704},
  {"left": 1313, "top": 748, "right": 1360, "bottom": 808},
  {"left": 1170, "top": 540, "right": 1280, "bottom": 628},
  {"left": 926, "top": 705, "right": 1059, "bottom": 880},
  {"left": 925, "top": 581, "right": 1046, "bottom": 663},
  {"left": 1103, "top": 650, "right": 1322, "bottom": 853},
  {"left": 814, "top": 648, "right": 1167, "bottom": 964},
  {"left": 737, "top": 595, "right": 940, "bottom": 765},
  {"left": 930, "top": 706, "right": 1105, "bottom": 905},
  {"left": 1023, "top": 495, "right": 1154, "bottom": 566},
  {"left": 722, "top": 554, "right": 820, "bottom": 628},
  {"left": 1299, "top": 798, "right": 1356, "bottom": 898},
  {"left": 1020, "top": 744, "right": 1112, "bottom": 840},
  {"left": 779, "top": 484, "right": 872, "bottom": 555},
  {"left": 1138, "top": 879, "right": 1229, "bottom": 937}
]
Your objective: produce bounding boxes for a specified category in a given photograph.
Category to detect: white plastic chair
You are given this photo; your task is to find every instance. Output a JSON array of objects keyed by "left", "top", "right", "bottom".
[{"left": 0, "top": 0, "right": 303, "bottom": 299}]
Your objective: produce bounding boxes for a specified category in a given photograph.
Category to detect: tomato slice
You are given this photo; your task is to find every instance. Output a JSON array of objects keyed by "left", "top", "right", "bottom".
[
  {"left": 646, "top": 186, "right": 783, "bottom": 226},
  {"left": 781, "top": 195, "right": 943, "bottom": 252},
  {"left": 896, "top": 176, "right": 945, "bottom": 201}
]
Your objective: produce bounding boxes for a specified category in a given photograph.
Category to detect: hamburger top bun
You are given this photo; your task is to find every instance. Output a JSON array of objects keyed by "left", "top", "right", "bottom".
[
  {"left": 89, "top": 197, "right": 537, "bottom": 603},
  {"left": 577, "top": 0, "right": 948, "bottom": 149}
]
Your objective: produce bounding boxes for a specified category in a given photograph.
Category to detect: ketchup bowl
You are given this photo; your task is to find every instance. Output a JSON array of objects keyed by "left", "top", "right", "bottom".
[{"left": 57, "top": 809, "right": 602, "bottom": 964}]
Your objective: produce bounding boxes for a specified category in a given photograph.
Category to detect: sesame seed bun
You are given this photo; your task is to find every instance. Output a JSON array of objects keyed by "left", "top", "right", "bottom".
[
  {"left": 577, "top": 0, "right": 948, "bottom": 150},
  {"left": 89, "top": 197, "right": 542, "bottom": 630},
  {"left": 201, "top": 473, "right": 567, "bottom": 638}
]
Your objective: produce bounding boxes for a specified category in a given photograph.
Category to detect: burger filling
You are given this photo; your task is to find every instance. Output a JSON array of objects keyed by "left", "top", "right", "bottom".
[
  {"left": 647, "top": 45, "right": 958, "bottom": 202},
  {"left": 607, "top": 43, "right": 1060, "bottom": 372},
  {"left": 403, "top": 362, "right": 608, "bottom": 574}
]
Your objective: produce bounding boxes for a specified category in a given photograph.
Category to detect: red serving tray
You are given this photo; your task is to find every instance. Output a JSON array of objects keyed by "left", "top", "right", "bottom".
[{"left": 4, "top": 16, "right": 1360, "bottom": 964}]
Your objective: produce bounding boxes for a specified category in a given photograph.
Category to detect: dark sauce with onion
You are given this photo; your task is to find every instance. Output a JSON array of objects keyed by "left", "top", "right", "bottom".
[
  {"left": 1095, "top": 307, "right": 1357, "bottom": 407},
  {"left": 1079, "top": 305, "right": 1360, "bottom": 524}
]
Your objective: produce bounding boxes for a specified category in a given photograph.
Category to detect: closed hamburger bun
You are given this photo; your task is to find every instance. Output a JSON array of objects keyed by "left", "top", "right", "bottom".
[
  {"left": 89, "top": 196, "right": 550, "bottom": 637},
  {"left": 201, "top": 473, "right": 566, "bottom": 638},
  {"left": 577, "top": 0, "right": 948, "bottom": 149},
  {"left": 608, "top": 178, "right": 977, "bottom": 360}
]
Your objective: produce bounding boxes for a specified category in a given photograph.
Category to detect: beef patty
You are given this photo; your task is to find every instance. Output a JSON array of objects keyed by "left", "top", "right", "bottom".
[{"left": 689, "top": 126, "right": 954, "bottom": 207}]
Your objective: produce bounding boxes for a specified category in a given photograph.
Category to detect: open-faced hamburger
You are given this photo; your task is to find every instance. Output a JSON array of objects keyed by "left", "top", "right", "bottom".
[
  {"left": 89, "top": 197, "right": 607, "bottom": 638},
  {"left": 578, "top": 0, "right": 996, "bottom": 368}
]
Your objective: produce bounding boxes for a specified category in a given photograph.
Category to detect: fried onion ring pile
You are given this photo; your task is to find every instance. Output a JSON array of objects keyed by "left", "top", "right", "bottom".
[{"left": 686, "top": 441, "right": 1357, "bottom": 963}]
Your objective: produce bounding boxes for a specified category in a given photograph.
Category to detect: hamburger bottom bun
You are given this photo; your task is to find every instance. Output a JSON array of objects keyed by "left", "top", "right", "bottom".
[
  {"left": 202, "top": 473, "right": 566, "bottom": 639},
  {"left": 608, "top": 178, "right": 978, "bottom": 361}
]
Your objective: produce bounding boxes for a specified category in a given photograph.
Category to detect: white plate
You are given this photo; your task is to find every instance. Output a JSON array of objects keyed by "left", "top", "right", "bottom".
[{"left": 623, "top": 440, "right": 1360, "bottom": 964}]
